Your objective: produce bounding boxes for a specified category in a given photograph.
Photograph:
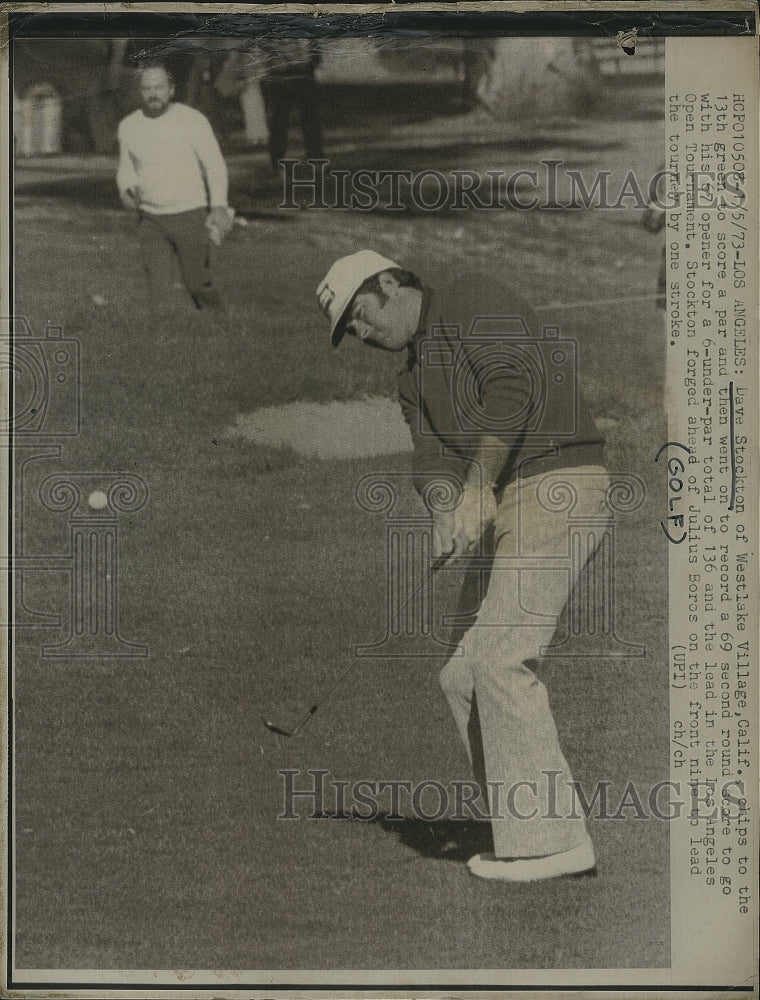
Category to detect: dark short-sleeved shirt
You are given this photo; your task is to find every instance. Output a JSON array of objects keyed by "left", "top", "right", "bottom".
[{"left": 397, "top": 274, "right": 606, "bottom": 498}]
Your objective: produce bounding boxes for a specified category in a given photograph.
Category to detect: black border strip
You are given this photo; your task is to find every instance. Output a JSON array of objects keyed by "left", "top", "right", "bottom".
[{"left": 8, "top": 9, "right": 758, "bottom": 38}]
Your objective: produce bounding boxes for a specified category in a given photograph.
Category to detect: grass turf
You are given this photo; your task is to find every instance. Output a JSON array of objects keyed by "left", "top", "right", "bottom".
[{"left": 11, "top": 102, "right": 669, "bottom": 974}]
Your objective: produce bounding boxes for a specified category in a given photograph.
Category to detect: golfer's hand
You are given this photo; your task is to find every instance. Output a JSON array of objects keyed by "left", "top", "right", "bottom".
[
  {"left": 206, "top": 206, "right": 234, "bottom": 245},
  {"left": 452, "top": 483, "right": 497, "bottom": 553},
  {"left": 432, "top": 511, "right": 457, "bottom": 562}
]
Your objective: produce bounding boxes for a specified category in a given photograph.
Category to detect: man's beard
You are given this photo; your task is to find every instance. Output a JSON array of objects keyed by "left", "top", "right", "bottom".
[{"left": 143, "top": 99, "right": 169, "bottom": 118}]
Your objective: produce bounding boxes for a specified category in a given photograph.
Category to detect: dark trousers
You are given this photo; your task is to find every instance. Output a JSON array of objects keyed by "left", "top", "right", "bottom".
[
  {"left": 137, "top": 209, "right": 221, "bottom": 310},
  {"left": 262, "top": 76, "right": 324, "bottom": 166}
]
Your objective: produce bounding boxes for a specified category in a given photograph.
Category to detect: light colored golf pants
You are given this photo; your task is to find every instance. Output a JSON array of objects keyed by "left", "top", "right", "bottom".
[{"left": 439, "top": 466, "right": 611, "bottom": 858}]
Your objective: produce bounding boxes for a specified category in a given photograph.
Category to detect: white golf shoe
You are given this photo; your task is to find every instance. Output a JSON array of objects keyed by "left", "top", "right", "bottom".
[{"left": 467, "top": 838, "right": 596, "bottom": 882}]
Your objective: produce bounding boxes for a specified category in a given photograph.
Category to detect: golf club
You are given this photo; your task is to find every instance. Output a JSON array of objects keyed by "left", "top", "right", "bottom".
[{"left": 262, "top": 552, "right": 451, "bottom": 737}]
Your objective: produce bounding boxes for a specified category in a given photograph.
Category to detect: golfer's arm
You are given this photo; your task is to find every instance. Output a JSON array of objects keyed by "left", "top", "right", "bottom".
[
  {"left": 409, "top": 426, "right": 466, "bottom": 500},
  {"left": 466, "top": 354, "right": 529, "bottom": 489},
  {"left": 399, "top": 389, "right": 466, "bottom": 503},
  {"left": 466, "top": 435, "right": 512, "bottom": 490}
]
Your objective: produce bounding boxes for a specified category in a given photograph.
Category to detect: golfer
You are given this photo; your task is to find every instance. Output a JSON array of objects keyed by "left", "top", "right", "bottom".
[
  {"left": 117, "top": 62, "right": 232, "bottom": 310},
  {"left": 317, "top": 250, "right": 611, "bottom": 882}
]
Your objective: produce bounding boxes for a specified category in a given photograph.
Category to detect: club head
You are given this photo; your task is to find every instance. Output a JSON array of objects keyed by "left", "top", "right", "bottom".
[{"left": 262, "top": 718, "right": 294, "bottom": 737}]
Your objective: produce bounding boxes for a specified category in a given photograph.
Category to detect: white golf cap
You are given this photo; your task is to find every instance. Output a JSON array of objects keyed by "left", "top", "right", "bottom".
[{"left": 317, "top": 249, "right": 401, "bottom": 347}]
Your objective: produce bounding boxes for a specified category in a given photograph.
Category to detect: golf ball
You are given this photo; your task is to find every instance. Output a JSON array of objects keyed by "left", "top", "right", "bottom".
[{"left": 88, "top": 490, "right": 108, "bottom": 510}]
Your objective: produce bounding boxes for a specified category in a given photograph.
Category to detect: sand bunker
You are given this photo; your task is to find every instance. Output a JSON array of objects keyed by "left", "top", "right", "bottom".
[
  {"left": 228, "top": 396, "right": 413, "bottom": 459},
  {"left": 230, "top": 397, "right": 616, "bottom": 461}
]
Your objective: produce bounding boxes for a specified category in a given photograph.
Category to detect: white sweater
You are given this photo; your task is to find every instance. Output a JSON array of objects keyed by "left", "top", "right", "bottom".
[{"left": 117, "top": 103, "right": 228, "bottom": 214}]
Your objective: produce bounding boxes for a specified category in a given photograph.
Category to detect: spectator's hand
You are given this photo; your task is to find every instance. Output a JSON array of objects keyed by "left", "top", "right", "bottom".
[
  {"left": 120, "top": 187, "right": 141, "bottom": 209},
  {"left": 452, "top": 483, "right": 497, "bottom": 554},
  {"left": 206, "top": 206, "right": 235, "bottom": 245}
]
